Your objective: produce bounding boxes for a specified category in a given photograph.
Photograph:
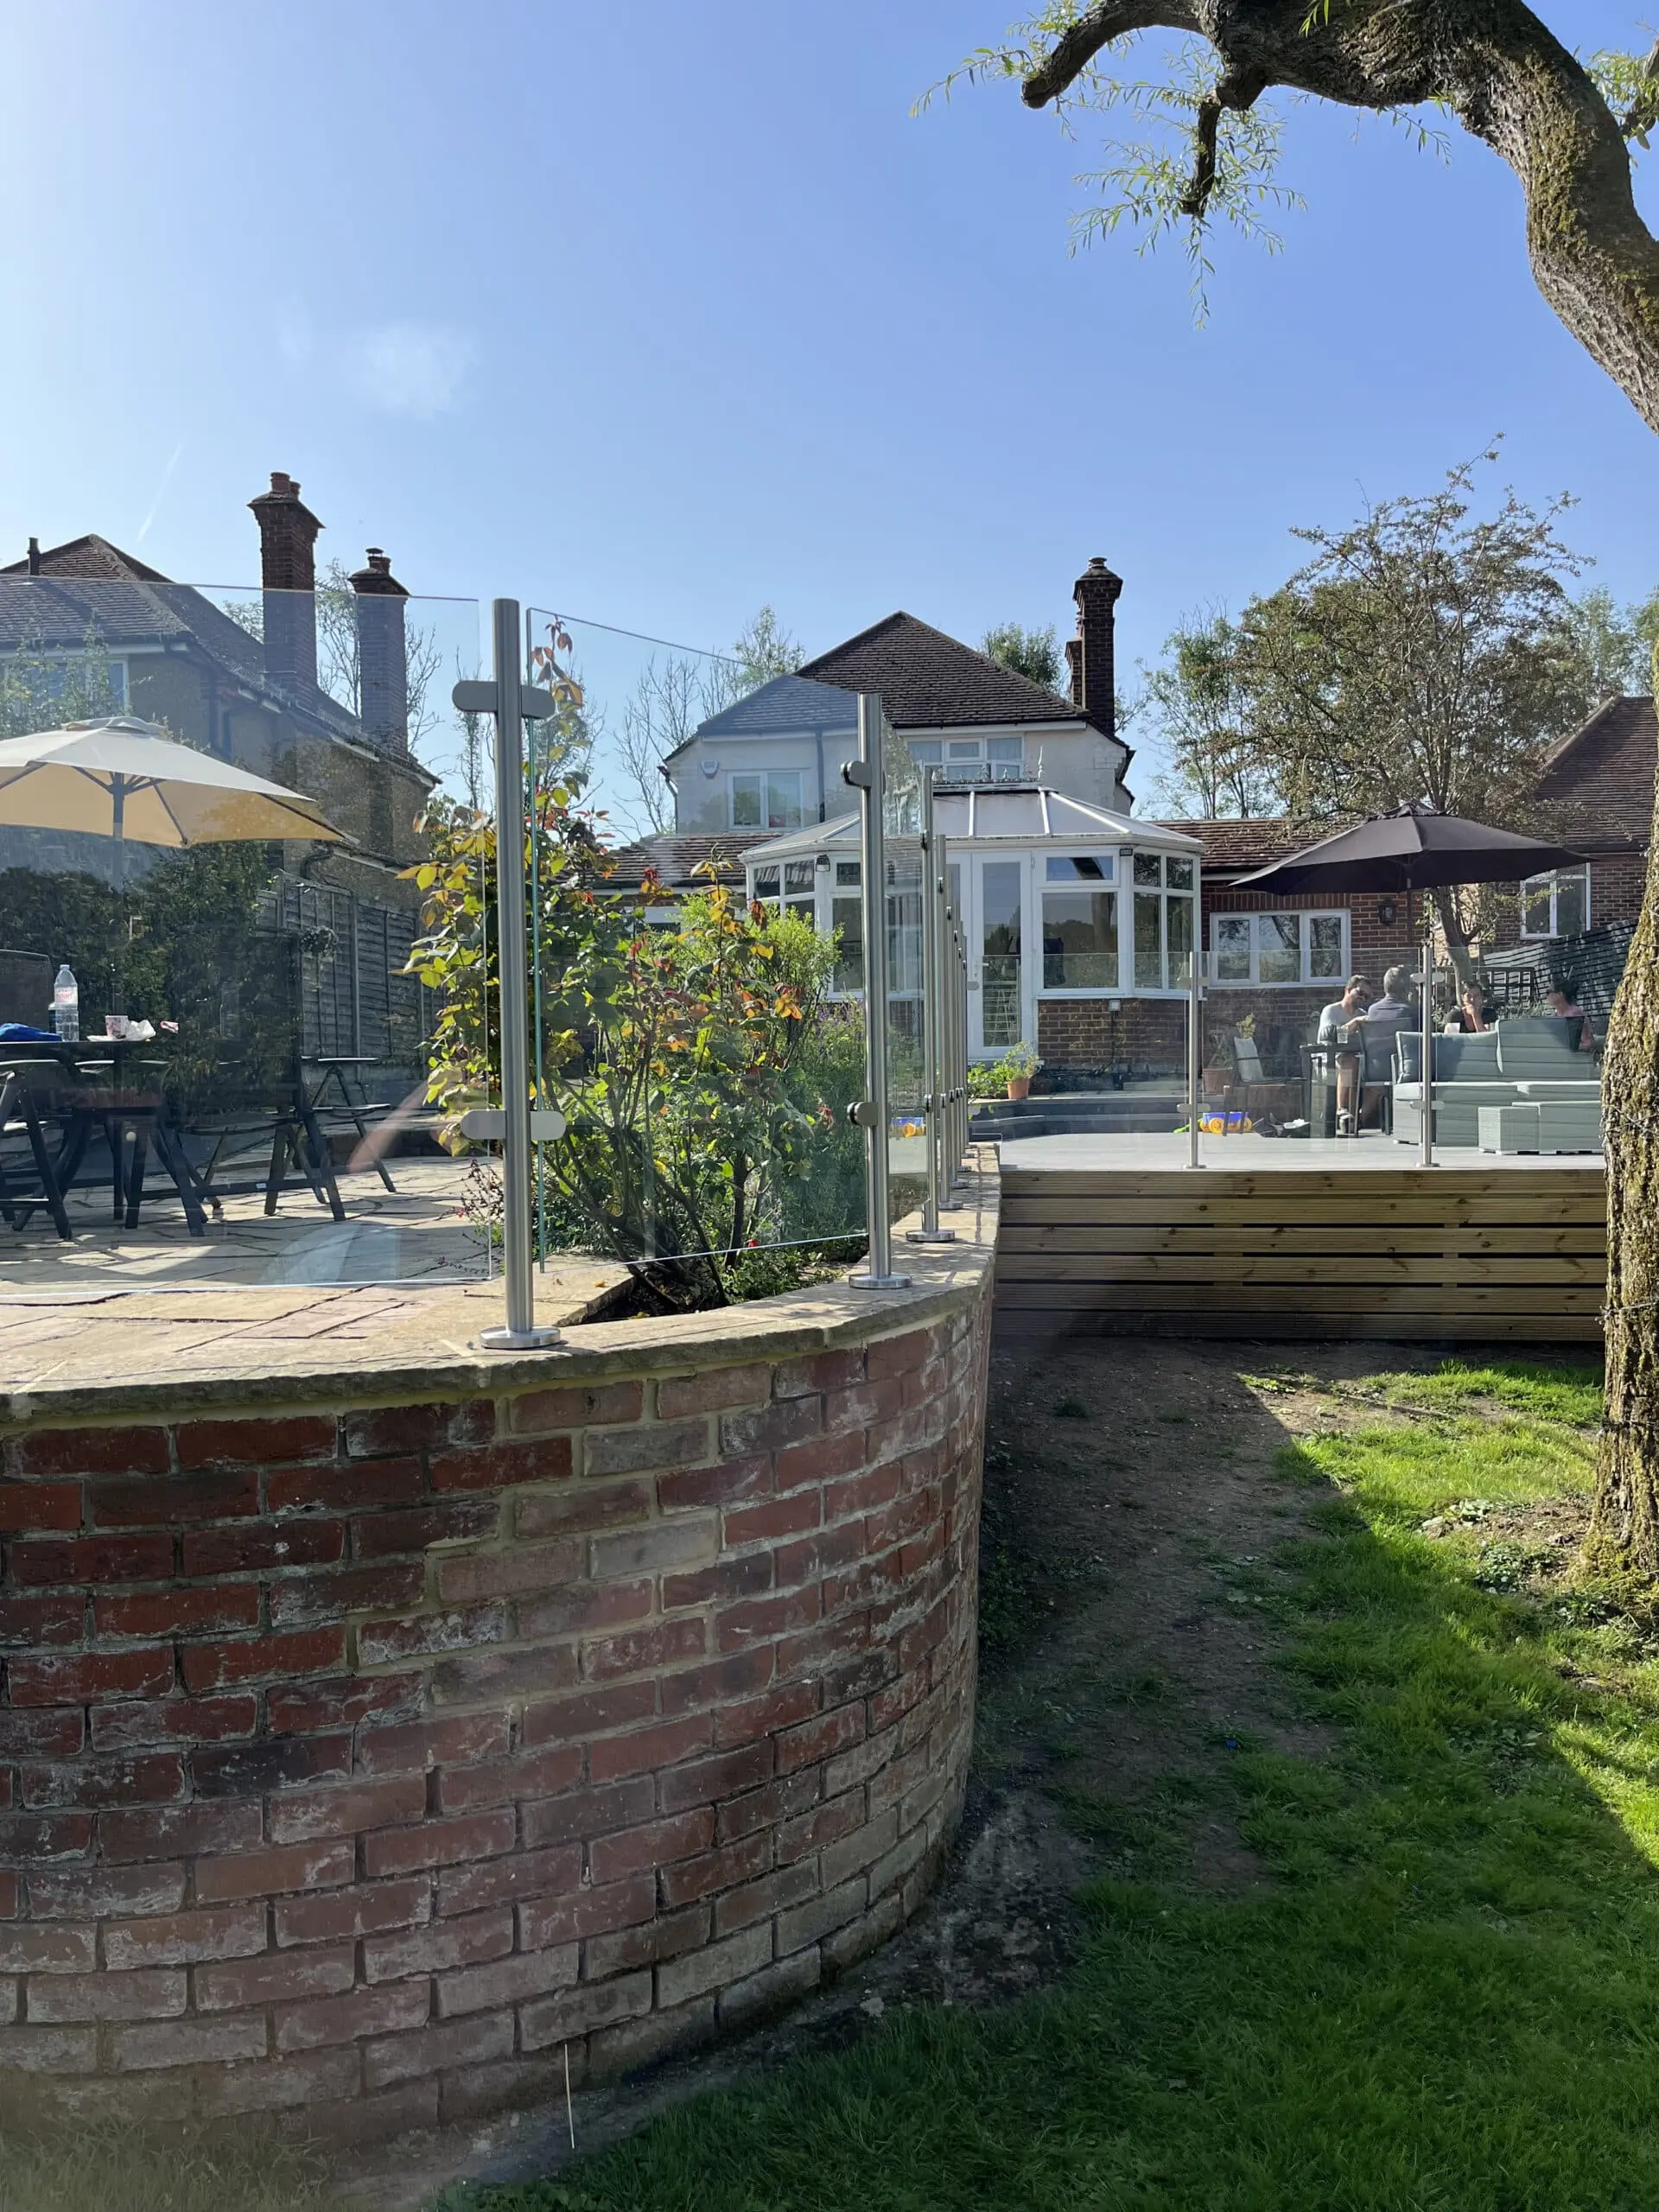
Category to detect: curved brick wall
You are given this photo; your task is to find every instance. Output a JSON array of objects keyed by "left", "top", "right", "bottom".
[{"left": 0, "top": 1230, "right": 990, "bottom": 2139}]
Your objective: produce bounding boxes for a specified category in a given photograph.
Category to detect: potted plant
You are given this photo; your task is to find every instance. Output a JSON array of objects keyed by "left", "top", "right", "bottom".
[{"left": 1001, "top": 1040, "right": 1041, "bottom": 1101}]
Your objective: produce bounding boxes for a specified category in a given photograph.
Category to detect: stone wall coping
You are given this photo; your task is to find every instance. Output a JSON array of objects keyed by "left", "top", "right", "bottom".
[{"left": 0, "top": 1162, "right": 999, "bottom": 1432}]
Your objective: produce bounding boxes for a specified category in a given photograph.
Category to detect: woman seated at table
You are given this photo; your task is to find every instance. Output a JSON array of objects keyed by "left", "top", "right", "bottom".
[
  {"left": 1546, "top": 979, "right": 1598, "bottom": 1052},
  {"left": 1446, "top": 980, "right": 1497, "bottom": 1033}
]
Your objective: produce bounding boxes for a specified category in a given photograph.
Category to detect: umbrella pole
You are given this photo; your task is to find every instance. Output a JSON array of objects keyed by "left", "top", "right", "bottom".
[
  {"left": 1420, "top": 921, "right": 1435, "bottom": 1170},
  {"left": 111, "top": 777, "right": 126, "bottom": 1018}
]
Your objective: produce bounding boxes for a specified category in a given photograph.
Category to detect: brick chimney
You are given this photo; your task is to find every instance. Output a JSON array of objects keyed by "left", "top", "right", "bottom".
[
  {"left": 1068, "top": 555, "right": 1122, "bottom": 733},
  {"left": 349, "top": 549, "right": 410, "bottom": 758},
  {"left": 249, "top": 471, "right": 322, "bottom": 696}
]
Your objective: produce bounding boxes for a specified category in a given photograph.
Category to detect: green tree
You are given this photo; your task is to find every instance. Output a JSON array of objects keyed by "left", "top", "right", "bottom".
[
  {"left": 733, "top": 604, "right": 804, "bottom": 687},
  {"left": 1141, "top": 609, "right": 1274, "bottom": 816},
  {"left": 982, "top": 620, "right": 1065, "bottom": 692}
]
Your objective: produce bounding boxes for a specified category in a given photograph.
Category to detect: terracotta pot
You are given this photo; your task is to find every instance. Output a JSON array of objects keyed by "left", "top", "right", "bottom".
[{"left": 1006, "top": 1077, "right": 1032, "bottom": 1102}]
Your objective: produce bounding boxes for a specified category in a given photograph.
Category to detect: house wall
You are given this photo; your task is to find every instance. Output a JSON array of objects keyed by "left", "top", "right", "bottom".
[{"left": 671, "top": 736, "right": 841, "bottom": 837}]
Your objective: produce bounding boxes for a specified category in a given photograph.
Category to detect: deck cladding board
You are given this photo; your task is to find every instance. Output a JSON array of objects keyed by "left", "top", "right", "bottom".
[{"left": 995, "top": 1160, "right": 1606, "bottom": 1341}]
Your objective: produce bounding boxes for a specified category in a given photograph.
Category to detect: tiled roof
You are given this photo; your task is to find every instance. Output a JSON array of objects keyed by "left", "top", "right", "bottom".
[
  {"left": 606, "top": 831, "right": 772, "bottom": 891},
  {"left": 796, "top": 613, "right": 1103, "bottom": 734},
  {"left": 690, "top": 675, "right": 860, "bottom": 741},
  {"left": 1149, "top": 817, "right": 1335, "bottom": 872},
  {"left": 1535, "top": 694, "right": 1654, "bottom": 847}
]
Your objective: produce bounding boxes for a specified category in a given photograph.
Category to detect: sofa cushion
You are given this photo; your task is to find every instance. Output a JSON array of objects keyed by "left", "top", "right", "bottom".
[{"left": 1496, "top": 1016, "right": 1585, "bottom": 1077}]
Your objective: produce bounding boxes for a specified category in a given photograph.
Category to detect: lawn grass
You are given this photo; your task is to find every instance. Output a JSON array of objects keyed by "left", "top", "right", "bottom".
[
  {"left": 0, "top": 2121, "right": 342, "bottom": 2212},
  {"left": 453, "top": 1357, "right": 1659, "bottom": 2212}
]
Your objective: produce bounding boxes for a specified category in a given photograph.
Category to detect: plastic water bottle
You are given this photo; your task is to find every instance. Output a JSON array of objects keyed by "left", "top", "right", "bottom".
[{"left": 52, "top": 964, "right": 79, "bottom": 1043}]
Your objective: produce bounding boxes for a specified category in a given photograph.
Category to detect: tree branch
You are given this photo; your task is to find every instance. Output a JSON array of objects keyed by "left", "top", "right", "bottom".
[{"left": 1020, "top": 3, "right": 1198, "bottom": 108}]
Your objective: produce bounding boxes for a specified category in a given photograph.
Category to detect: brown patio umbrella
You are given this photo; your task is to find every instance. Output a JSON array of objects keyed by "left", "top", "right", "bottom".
[{"left": 1230, "top": 804, "right": 1583, "bottom": 895}]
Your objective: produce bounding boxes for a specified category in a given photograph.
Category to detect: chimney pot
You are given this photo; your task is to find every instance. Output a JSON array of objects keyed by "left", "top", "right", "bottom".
[{"left": 26, "top": 537, "right": 41, "bottom": 577}]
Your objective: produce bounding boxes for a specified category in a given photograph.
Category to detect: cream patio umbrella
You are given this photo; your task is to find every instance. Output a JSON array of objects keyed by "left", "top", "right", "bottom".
[{"left": 0, "top": 715, "right": 348, "bottom": 887}]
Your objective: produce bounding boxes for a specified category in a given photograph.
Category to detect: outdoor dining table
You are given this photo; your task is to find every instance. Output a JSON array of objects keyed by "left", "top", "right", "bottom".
[{"left": 0, "top": 1034, "right": 208, "bottom": 1239}]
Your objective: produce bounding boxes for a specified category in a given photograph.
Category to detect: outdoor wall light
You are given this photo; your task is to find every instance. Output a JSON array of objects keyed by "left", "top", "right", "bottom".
[
  {"left": 1378, "top": 895, "right": 1398, "bottom": 925},
  {"left": 816, "top": 853, "right": 831, "bottom": 869}
]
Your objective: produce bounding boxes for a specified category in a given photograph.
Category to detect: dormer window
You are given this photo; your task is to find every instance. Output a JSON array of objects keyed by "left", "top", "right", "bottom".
[{"left": 910, "top": 736, "right": 1024, "bottom": 785}]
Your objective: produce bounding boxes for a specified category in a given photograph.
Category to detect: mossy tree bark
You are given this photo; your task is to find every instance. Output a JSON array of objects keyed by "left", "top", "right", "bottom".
[{"left": 1021, "top": 3, "right": 1659, "bottom": 1560}]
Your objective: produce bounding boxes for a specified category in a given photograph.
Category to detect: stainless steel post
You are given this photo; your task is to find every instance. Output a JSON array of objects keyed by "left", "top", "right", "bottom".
[
  {"left": 1186, "top": 944, "right": 1206, "bottom": 1171},
  {"left": 1420, "top": 929, "right": 1436, "bottom": 1170},
  {"left": 908, "top": 774, "right": 955, "bottom": 1246},
  {"left": 848, "top": 695, "right": 909, "bottom": 1289}
]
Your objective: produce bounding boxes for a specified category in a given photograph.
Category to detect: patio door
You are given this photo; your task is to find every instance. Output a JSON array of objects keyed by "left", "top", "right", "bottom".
[{"left": 970, "top": 857, "right": 1026, "bottom": 1058}]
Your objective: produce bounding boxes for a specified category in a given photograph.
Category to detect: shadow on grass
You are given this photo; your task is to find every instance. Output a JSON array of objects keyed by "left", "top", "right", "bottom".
[{"left": 451, "top": 1353, "right": 1659, "bottom": 2212}]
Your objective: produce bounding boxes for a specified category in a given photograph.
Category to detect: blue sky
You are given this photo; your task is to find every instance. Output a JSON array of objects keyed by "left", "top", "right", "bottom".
[{"left": 4, "top": 1, "right": 1656, "bottom": 797}]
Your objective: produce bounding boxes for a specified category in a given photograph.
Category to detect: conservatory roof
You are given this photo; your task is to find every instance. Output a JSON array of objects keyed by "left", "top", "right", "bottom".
[{"left": 742, "top": 787, "right": 1201, "bottom": 866}]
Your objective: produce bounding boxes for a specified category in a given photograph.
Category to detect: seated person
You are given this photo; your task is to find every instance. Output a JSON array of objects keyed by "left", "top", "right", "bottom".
[
  {"left": 1316, "top": 974, "right": 1370, "bottom": 1133},
  {"left": 1365, "top": 965, "right": 1418, "bottom": 1034},
  {"left": 1546, "top": 980, "right": 1597, "bottom": 1052},
  {"left": 1447, "top": 980, "right": 1497, "bottom": 1034}
]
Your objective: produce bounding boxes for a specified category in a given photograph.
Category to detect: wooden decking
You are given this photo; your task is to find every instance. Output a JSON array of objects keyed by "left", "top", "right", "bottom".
[{"left": 995, "top": 1162, "right": 1606, "bottom": 1341}]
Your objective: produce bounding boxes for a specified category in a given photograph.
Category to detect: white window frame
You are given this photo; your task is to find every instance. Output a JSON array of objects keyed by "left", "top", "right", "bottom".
[
  {"left": 1520, "top": 866, "right": 1590, "bottom": 940},
  {"left": 1208, "top": 909, "right": 1351, "bottom": 988},
  {"left": 909, "top": 734, "right": 1025, "bottom": 784},
  {"left": 1039, "top": 853, "right": 1119, "bottom": 996},
  {"left": 1128, "top": 851, "right": 1198, "bottom": 995},
  {"left": 729, "top": 769, "right": 804, "bottom": 832},
  {"left": 0, "top": 652, "right": 129, "bottom": 711}
]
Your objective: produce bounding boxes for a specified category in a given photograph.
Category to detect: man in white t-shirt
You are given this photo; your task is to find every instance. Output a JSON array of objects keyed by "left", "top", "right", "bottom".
[{"left": 1317, "top": 974, "right": 1370, "bottom": 1133}]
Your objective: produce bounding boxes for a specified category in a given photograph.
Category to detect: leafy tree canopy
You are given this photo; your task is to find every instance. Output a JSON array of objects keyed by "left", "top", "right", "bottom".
[{"left": 982, "top": 620, "right": 1065, "bottom": 692}]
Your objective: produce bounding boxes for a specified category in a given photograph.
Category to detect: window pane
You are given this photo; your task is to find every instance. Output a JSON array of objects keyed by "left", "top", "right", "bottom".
[
  {"left": 1166, "top": 857, "right": 1194, "bottom": 891},
  {"left": 1046, "top": 855, "right": 1109, "bottom": 881},
  {"left": 1134, "top": 852, "right": 1162, "bottom": 887},
  {"left": 1259, "top": 913, "right": 1302, "bottom": 984},
  {"left": 1043, "top": 890, "right": 1117, "bottom": 989},
  {"left": 836, "top": 859, "right": 861, "bottom": 887},
  {"left": 831, "top": 894, "right": 863, "bottom": 994},
  {"left": 784, "top": 860, "right": 816, "bottom": 892},
  {"left": 753, "top": 866, "right": 780, "bottom": 899},
  {"left": 1522, "top": 874, "right": 1554, "bottom": 935},
  {"left": 766, "top": 773, "right": 803, "bottom": 830},
  {"left": 982, "top": 861, "right": 1023, "bottom": 1049},
  {"left": 1134, "top": 892, "right": 1163, "bottom": 988},
  {"left": 1309, "top": 916, "right": 1344, "bottom": 978},
  {"left": 1214, "top": 915, "right": 1251, "bottom": 982},
  {"left": 1556, "top": 869, "right": 1587, "bottom": 936},
  {"left": 910, "top": 741, "right": 941, "bottom": 765},
  {"left": 731, "top": 775, "right": 761, "bottom": 829},
  {"left": 987, "top": 736, "right": 1023, "bottom": 761},
  {"left": 1166, "top": 894, "right": 1192, "bottom": 988},
  {"left": 947, "top": 740, "right": 982, "bottom": 761},
  {"left": 888, "top": 889, "right": 924, "bottom": 996}
]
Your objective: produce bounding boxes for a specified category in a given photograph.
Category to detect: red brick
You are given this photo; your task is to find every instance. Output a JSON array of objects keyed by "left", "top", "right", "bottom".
[
  {"left": 351, "top": 1497, "right": 499, "bottom": 1558},
  {"left": 868, "top": 1666, "right": 927, "bottom": 1735},
  {"left": 191, "top": 1732, "right": 353, "bottom": 1797},
  {"left": 867, "top": 1329, "right": 931, "bottom": 1380},
  {"left": 275, "top": 1878, "right": 430, "bottom": 1948},
  {"left": 589, "top": 1517, "right": 718, "bottom": 1578},
  {"left": 823, "top": 1556, "right": 901, "bottom": 1617},
  {"left": 821, "top": 1649, "right": 894, "bottom": 1707},
  {"left": 518, "top": 1776, "right": 653, "bottom": 1851},
  {"left": 0, "top": 1710, "right": 83, "bottom": 1757},
  {"left": 429, "top": 1437, "right": 571, "bottom": 1492},
  {"left": 583, "top": 1421, "right": 712, "bottom": 1482},
  {"left": 712, "top": 1859, "right": 821, "bottom": 1936},
  {"left": 99, "top": 1799, "right": 262, "bottom": 1863},
  {"left": 97, "top": 1583, "right": 259, "bottom": 1638},
  {"left": 778, "top": 1704, "right": 866, "bottom": 1777},
  {"left": 194, "top": 1840, "right": 356, "bottom": 1904},
  {"left": 719, "top": 1397, "right": 820, "bottom": 1457},
  {"left": 104, "top": 1904, "right": 266, "bottom": 1968},
  {"left": 435, "top": 1943, "right": 579, "bottom": 2018},
  {"left": 88, "top": 1469, "right": 257, "bottom": 1526},
  {"left": 267, "top": 1457, "right": 422, "bottom": 1515},
  {"left": 777, "top": 1613, "right": 873, "bottom": 1681},
  {"left": 0, "top": 1810, "right": 92, "bottom": 1860},
  {"left": 583, "top": 1903, "right": 709, "bottom": 1979},
  {"left": 365, "top": 2011, "right": 514, "bottom": 2089},
  {"left": 190, "top": 2041, "right": 359, "bottom": 2113},
  {"left": 0, "top": 1873, "right": 15, "bottom": 1917},
  {"left": 715, "top": 1586, "right": 821, "bottom": 1652},
  {"left": 715, "top": 1767, "right": 823, "bottom": 1843},
  {"left": 823, "top": 1379, "right": 904, "bottom": 1435},
  {"left": 775, "top": 1428, "right": 867, "bottom": 1492},
  {"left": 724, "top": 1491, "right": 821, "bottom": 1548},
  {"left": 24, "top": 1863, "right": 186, "bottom": 1917},
  {"left": 826, "top": 1464, "right": 903, "bottom": 1520},
  {"left": 0, "top": 2022, "right": 96, "bottom": 2070},
  {"left": 26, "top": 1965, "right": 185, "bottom": 2020},
  {"left": 659, "top": 1648, "right": 773, "bottom": 1716},
  {"left": 772, "top": 1348, "right": 866, "bottom": 1398},
  {"left": 662, "top": 1553, "right": 772, "bottom": 1611},
  {"left": 582, "top": 1617, "right": 705, "bottom": 1681},
  {"left": 774, "top": 1519, "right": 868, "bottom": 1592},
  {"left": 0, "top": 1482, "right": 80, "bottom": 1535},
  {"left": 657, "top": 1453, "right": 772, "bottom": 1513},
  {"left": 714, "top": 1680, "right": 820, "bottom": 1748},
  {"left": 364, "top": 1907, "right": 512, "bottom": 1981},
  {"left": 435, "top": 1538, "right": 581, "bottom": 1605},
  {"left": 356, "top": 1713, "right": 510, "bottom": 1776},
  {"left": 522, "top": 1680, "right": 657, "bottom": 1747},
  {"left": 111, "top": 2014, "right": 267, "bottom": 2069},
  {"left": 428, "top": 1643, "right": 579, "bottom": 1707},
  {"left": 516, "top": 1578, "right": 652, "bottom": 1641},
  {"left": 10, "top": 1534, "right": 171, "bottom": 1586},
  {"left": 9, "top": 1647, "right": 174, "bottom": 1707},
  {"left": 588, "top": 1808, "right": 714, "bottom": 1885},
  {"left": 13, "top": 1427, "right": 168, "bottom": 1478},
  {"left": 436, "top": 1842, "right": 586, "bottom": 1919},
  {"left": 266, "top": 1774, "right": 427, "bottom": 1844},
  {"left": 0, "top": 1592, "right": 83, "bottom": 1645},
  {"left": 655, "top": 1366, "right": 771, "bottom": 1421},
  {"left": 437, "top": 1742, "right": 584, "bottom": 1815},
  {"left": 365, "top": 1807, "right": 517, "bottom": 1878},
  {"left": 276, "top": 1980, "right": 430, "bottom": 2051},
  {"left": 21, "top": 1753, "right": 184, "bottom": 1810},
  {"left": 181, "top": 1518, "right": 344, "bottom": 1575},
  {"left": 268, "top": 1561, "right": 425, "bottom": 1626},
  {"left": 357, "top": 1602, "right": 509, "bottom": 1665},
  {"left": 657, "top": 1923, "right": 770, "bottom": 2007},
  {"left": 175, "top": 1416, "right": 336, "bottom": 1469},
  {"left": 343, "top": 1400, "right": 494, "bottom": 1459},
  {"left": 514, "top": 1479, "right": 651, "bottom": 1541},
  {"left": 513, "top": 1870, "right": 652, "bottom": 1948},
  {"left": 520, "top": 1969, "right": 652, "bottom": 2049},
  {"left": 0, "top": 1923, "right": 96, "bottom": 1971},
  {"left": 658, "top": 1741, "right": 773, "bottom": 1812},
  {"left": 588, "top": 1714, "right": 711, "bottom": 1784},
  {"left": 657, "top": 1829, "right": 772, "bottom": 1909},
  {"left": 507, "top": 1381, "right": 644, "bottom": 1433},
  {"left": 181, "top": 1626, "right": 344, "bottom": 1692},
  {"left": 267, "top": 1672, "right": 422, "bottom": 1734},
  {"left": 197, "top": 1944, "right": 355, "bottom": 2010}
]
